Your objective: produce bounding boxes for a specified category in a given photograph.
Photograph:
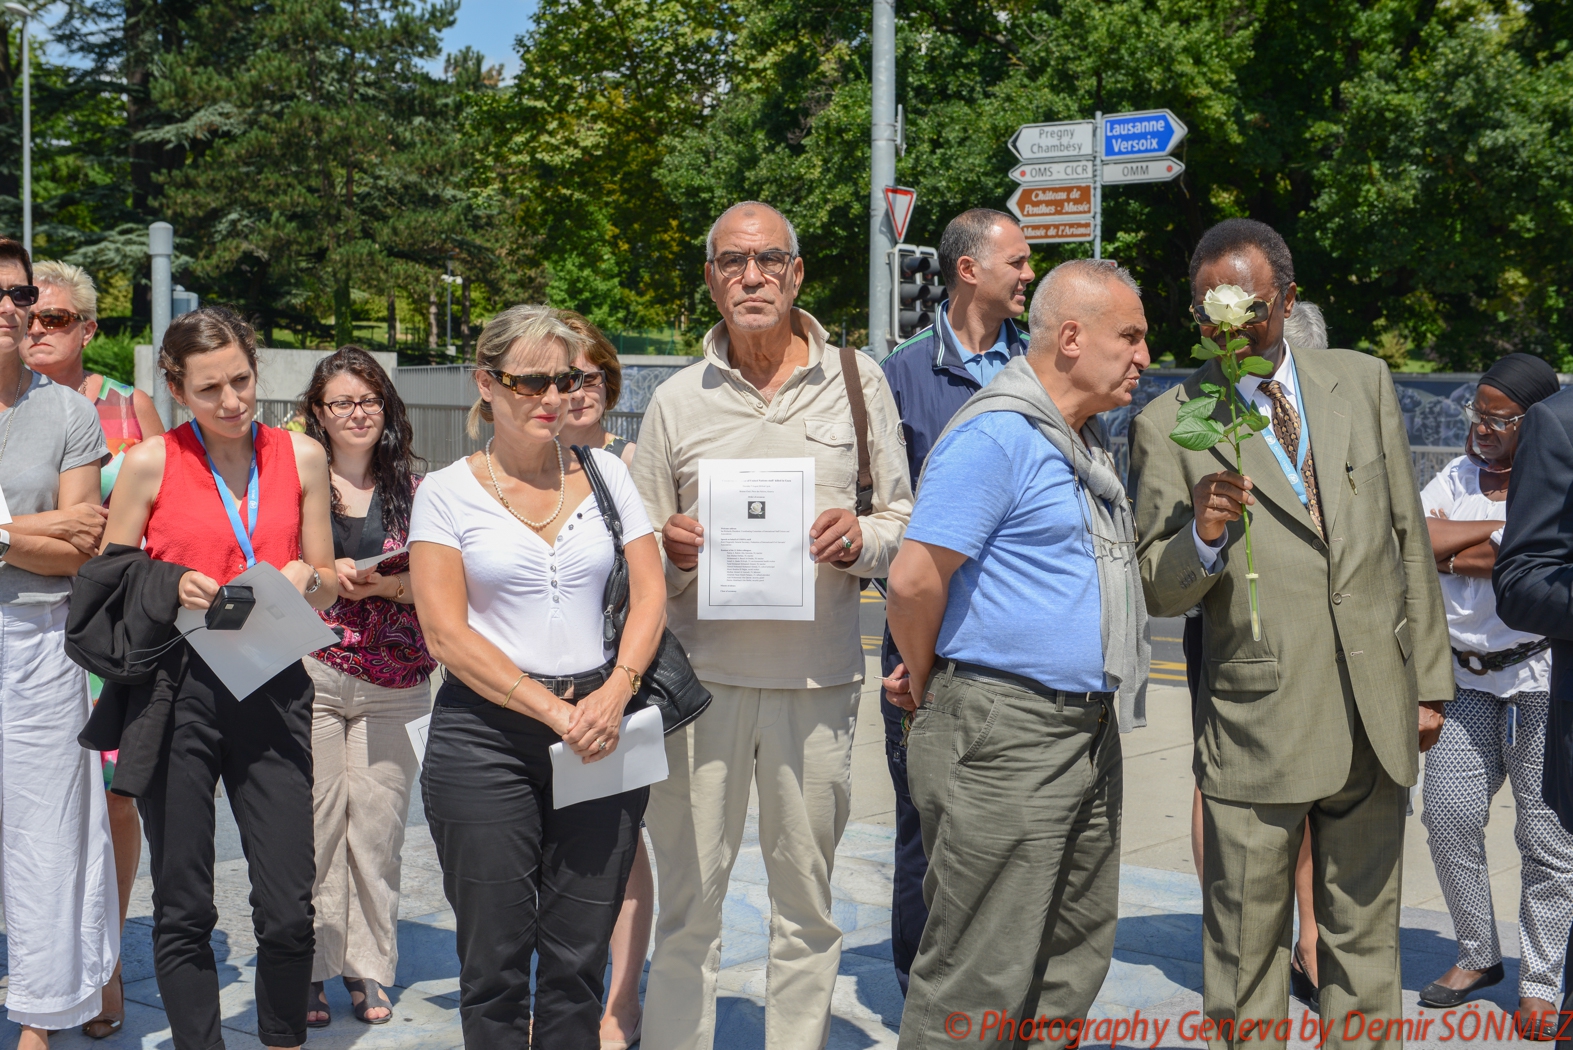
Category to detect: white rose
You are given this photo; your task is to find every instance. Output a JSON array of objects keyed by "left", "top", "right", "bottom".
[{"left": 1202, "top": 284, "right": 1256, "bottom": 328}]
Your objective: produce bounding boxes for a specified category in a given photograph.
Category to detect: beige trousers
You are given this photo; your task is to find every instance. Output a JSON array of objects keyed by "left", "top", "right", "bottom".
[
  {"left": 306, "top": 657, "right": 431, "bottom": 986},
  {"left": 643, "top": 680, "right": 860, "bottom": 1050}
]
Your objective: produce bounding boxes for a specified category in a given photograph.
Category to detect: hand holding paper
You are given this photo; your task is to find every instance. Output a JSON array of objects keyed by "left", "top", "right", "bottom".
[{"left": 549, "top": 705, "right": 668, "bottom": 808}]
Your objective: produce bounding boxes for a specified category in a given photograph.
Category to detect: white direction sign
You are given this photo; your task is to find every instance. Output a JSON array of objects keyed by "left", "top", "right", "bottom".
[
  {"left": 1021, "top": 220, "right": 1094, "bottom": 245},
  {"left": 1008, "top": 159, "right": 1095, "bottom": 185},
  {"left": 1008, "top": 120, "right": 1095, "bottom": 162},
  {"left": 1100, "top": 157, "right": 1186, "bottom": 185},
  {"left": 884, "top": 186, "right": 917, "bottom": 242}
]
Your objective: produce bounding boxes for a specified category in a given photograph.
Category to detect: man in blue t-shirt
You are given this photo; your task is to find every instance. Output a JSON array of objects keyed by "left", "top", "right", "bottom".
[{"left": 885, "top": 258, "right": 1151, "bottom": 1049}]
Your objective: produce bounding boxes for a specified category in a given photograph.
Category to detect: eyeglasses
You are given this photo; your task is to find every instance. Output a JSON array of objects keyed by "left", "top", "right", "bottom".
[
  {"left": 486, "top": 368, "right": 584, "bottom": 396},
  {"left": 712, "top": 250, "right": 795, "bottom": 280},
  {"left": 1190, "top": 292, "right": 1279, "bottom": 327},
  {"left": 320, "top": 397, "right": 384, "bottom": 417},
  {"left": 0, "top": 285, "right": 39, "bottom": 308},
  {"left": 1463, "top": 400, "right": 1524, "bottom": 433},
  {"left": 31, "top": 308, "right": 84, "bottom": 331},
  {"left": 578, "top": 370, "right": 605, "bottom": 389}
]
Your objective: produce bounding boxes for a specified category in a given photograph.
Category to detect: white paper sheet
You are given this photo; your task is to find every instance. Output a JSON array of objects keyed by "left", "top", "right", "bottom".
[
  {"left": 174, "top": 562, "right": 340, "bottom": 700},
  {"left": 548, "top": 705, "right": 669, "bottom": 809},
  {"left": 405, "top": 713, "right": 431, "bottom": 770},
  {"left": 354, "top": 544, "right": 409, "bottom": 571},
  {"left": 696, "top": 457, "right": 815, "bottom": 621},
  {"left": 0, "top": 481, "right": 11, "bottom": 525}
]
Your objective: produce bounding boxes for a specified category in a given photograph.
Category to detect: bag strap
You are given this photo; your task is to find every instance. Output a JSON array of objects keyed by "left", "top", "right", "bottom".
[
  {"left": 838, "top": 345, "right": 874, "bottom": 516},
  {"left": 571, "top": 445, "right": 624, "bottom": 555}
]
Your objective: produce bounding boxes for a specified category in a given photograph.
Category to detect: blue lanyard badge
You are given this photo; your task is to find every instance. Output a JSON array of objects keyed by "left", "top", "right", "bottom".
[
  {"left": 1255, "top": 360, "right": 1310, "bottom": 507},
  {"left": 190, "top": 420, "right": 261, "bottom": 568}
]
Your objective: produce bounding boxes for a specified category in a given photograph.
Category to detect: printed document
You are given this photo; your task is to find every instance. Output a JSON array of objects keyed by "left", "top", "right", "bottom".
[
  {"left": 174, "top": 562, "right": 339, "bottom": 700},
  {"left": 405, "top": 713, "right": 431, "bottom": 770},
  {"left": 696, "top": 457, "right": 815, "bottom": 621},
  {"left": 354, "top": 544, "right": 409, "bottom": 571},
  {"left": 549, "top": 705, "right": 668, "bottom": 808}
]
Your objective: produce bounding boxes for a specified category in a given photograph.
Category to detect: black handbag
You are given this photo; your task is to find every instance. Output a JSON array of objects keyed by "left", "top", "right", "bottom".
[{"left": 572, "top": 445, "right": 712, "bottom": 734}]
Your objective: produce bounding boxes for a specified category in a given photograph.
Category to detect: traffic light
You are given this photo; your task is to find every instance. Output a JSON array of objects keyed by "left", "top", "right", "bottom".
[{"left": 889, "top": 244, "right": 946, "bottom": 343}]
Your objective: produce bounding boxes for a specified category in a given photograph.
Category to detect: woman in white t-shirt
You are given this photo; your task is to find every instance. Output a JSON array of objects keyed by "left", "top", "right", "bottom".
[
  {"left": 1417, "top": 354, "right": 1573, "bottom": 1034},
  {"left": 408, "top": 305, "right": 665, "bottom": 1050}
]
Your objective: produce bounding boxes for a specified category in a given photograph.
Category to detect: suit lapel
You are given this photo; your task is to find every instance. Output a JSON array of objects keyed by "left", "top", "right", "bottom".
[{"left": 1292, "top": 347, "right": 1353, "bottom": 534}]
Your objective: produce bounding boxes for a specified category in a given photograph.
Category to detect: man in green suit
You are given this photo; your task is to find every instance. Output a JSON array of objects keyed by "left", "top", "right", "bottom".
[{"left": 1129, "top": 219, "right": 1453, "bottom": 1049}]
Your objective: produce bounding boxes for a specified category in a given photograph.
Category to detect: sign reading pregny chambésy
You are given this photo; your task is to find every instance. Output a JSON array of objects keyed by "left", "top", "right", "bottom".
[{"left": 1008, "top": 120, "right": 1095, "bottom": 162}]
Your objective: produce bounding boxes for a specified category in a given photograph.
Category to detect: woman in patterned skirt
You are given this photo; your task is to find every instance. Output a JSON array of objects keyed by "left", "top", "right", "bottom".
[
  {"left": 23, "top": 260, "right": 164, "bottom": 1039},
  {"left": 1419, "top": 353, "right": 1573, "bottom": 1038}
]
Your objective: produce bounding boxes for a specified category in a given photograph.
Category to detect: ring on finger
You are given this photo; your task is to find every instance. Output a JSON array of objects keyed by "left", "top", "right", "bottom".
[
  {"left": 598, "top": 739, "right": 608, "bottom": 751},
  {"left": 841, "top": 534, "right": 853, "bottom": 551}
]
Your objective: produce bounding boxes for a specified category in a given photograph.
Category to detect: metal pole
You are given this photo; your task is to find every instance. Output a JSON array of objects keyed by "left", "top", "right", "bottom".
[
  {"left": 1092, "top": 110, "right": 1102, "bottom": 261},
  {"left": 149, "top": 222, "right": 174, "bottom": 427},
  {"left": 444, "top": 258, "right": 453, "bottom": 354},
  {"left": 867, "top": 0, "right": 896, "bottom": 353},
  {"left": 12, "top": 7, "right": 30, "bottom": 256}
]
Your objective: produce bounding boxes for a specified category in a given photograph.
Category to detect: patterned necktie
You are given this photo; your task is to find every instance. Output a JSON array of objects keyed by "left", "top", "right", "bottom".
[{"left": 1258, "top": 380, "right": 1323, "bottom": 536}]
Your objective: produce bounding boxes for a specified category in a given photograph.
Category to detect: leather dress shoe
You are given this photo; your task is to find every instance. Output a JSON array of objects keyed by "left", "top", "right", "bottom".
[{"left": 1418, "top": 962, "right": 1506, "bottom": 1008}]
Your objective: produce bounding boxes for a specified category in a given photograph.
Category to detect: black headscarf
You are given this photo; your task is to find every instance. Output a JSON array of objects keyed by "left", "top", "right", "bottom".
[{"left": 1478, "top": 353, "right": 1561, "bottom": 412}]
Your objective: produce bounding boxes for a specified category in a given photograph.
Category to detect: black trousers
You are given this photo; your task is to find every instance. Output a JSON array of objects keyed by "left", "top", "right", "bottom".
[
  {"left": 881, "top": 625, "right": 929, "bottom": 994},
  {"left": 136, "top": 654, "right": 316, "bottom": 1050},
  {"left": 423, "top": 679, "right": 647, "bottom": 1049}
]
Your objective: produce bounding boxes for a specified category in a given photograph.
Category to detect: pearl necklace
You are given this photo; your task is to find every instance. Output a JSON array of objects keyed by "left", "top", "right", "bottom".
[{"left": 485, "top": 436, "right": 566, "bottom": 531}]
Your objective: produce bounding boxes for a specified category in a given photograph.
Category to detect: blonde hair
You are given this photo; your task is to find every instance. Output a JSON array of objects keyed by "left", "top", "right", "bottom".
[
  {"left": 468, "top": 304, "right": 588, "bottom": 438},
  {"left": 33, "top": 260, "right": 98, "bottom": 320}
]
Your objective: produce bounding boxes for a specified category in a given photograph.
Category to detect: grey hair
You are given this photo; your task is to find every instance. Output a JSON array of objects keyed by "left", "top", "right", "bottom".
[
  {"left": 33, "top": 260, "right": 98, "bottom": 320},
  {"left": 705, "top": 201, "right": 799, "bottom": 260},
  {"left": 1283, "top": 300, "right": 1327, "bottom": 350},
  {"left": 937, "top": 208, "right": 1019, "bottom": 290},
  {"left": 468, "top": 304, "right": 590, "bottom": 438},
  {"left": 1027, "top": 259, "right": 1141, "bottom": 354}
]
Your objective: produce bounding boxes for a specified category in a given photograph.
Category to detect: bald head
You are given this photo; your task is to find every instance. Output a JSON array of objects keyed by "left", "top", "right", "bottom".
[
  {"left": 1021, "top": 259, "right": 1149, "bottom": 429},
  {"left": 706, "top": 201, "right": 799, "bottom": 261},
  {"left": 1028, "top": 259, "right": 1142, "bottom": 354}
]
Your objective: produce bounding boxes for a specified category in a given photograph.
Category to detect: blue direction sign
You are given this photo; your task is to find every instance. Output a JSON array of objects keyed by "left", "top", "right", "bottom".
[{"left": 1101, "top": 109, "right": 1187, "bottom": 160}]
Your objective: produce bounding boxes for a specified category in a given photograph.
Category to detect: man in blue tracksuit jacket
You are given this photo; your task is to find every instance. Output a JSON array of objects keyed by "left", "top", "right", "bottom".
[{"left": 878, "top": 208, "right": 1035, "bottom": 991}]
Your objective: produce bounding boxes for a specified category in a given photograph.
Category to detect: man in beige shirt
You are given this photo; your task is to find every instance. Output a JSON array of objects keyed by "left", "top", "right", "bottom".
[{"left": 631, "top": 201, "right": 913, "bottom": 1050}]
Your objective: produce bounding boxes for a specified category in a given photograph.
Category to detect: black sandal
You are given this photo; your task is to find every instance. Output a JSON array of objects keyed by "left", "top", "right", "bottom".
[
  {"left": 306, "top": 981, "right": 331, "bottom": 1028},
  {"left": 343, "top": 976, "right": 393, "bottom": 1025},
  {"left": 1290, "top": 944, "right": 1319, "bottom": 1006}
]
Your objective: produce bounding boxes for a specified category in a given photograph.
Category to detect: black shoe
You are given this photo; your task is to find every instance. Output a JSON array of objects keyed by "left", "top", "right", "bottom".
[
  {"left": 1418, "top": 962, "right": 1506, "bottom": 1008},
  {"left": 1290, "top": 945, "right": 1319, "bottom": 1007}
]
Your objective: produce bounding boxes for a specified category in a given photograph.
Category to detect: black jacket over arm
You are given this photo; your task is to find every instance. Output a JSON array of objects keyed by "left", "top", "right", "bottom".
[
  {"left": 1494, "top": 389, "right": 1573, "bottom": 831},
  {"left": 68, "top": 543, "right": 191, "bottom": 798}
]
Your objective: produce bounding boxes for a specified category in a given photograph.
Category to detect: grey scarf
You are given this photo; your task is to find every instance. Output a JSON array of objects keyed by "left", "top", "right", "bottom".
[{"left": 923, "top": 356, "right": 1149, "bottom": 732}]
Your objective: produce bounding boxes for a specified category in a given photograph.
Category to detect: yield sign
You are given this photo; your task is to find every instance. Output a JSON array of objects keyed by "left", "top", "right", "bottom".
[{"left": 884, "top": 186, "right": 917, "bottom": 242}]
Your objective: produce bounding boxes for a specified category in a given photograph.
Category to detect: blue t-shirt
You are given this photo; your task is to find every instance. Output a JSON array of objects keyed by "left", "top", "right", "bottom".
[{"left": 907, "top": 412, "right": 1106, "bottom": 692}]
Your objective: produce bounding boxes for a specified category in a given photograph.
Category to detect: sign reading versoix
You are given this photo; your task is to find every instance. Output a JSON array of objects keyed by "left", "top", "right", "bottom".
[{"left": 1101, "top": 109, "right": 1187, "bottom": 159}]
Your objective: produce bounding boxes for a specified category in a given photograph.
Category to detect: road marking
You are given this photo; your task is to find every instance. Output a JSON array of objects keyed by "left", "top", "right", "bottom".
[
  {"left": 1151, "top": 660, "right": 1188, "bottom": 670},
  {"left": 1151, "top": 672, "right": 1187, "bottom": 682},
  {"left": 1153, "top": 636, "right": 1182, "bottom": 643}
]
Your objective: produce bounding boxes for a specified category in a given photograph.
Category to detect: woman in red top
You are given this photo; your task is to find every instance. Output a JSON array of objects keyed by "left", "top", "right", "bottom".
[{"left": 103, "top": 306, "right": 338, "bottom": 1050}]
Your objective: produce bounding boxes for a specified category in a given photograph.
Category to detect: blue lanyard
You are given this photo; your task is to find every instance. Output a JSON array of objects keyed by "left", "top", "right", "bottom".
[
  {"left": 190, "top": 420, "right": 260, "bottom": 568},
  {"left": 1248, "top": 359, "right": 1310, "bottom": 506}
]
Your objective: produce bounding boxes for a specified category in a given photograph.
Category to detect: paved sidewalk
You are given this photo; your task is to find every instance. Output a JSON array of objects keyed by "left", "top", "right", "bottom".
[{"left": 0, "top": 632, "right": 1540, "bottom": 1048}]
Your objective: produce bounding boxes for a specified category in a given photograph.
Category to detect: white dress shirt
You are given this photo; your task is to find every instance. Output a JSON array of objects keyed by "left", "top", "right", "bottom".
[{"left": 1194, "top": 343, "right": 1302, "bottom": 570}]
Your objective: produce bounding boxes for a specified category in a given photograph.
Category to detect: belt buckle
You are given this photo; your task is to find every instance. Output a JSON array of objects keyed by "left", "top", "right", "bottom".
[{"left": 1456, "top": 651, "right": 1490, "bottom": 676}]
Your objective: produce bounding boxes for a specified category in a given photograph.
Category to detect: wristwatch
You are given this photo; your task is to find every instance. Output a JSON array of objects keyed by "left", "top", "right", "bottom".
[
  {"left": 619, "top": 664, "right": 643, "bottom": 694},
  {"left": 304, "top": 566, "right": 322, "bottom": 594},
  {"left": 0, "top": 528, "right": 10, "bottom": 562}
]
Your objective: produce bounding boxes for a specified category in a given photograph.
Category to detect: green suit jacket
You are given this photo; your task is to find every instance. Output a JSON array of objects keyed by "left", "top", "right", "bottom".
[{"left": 1129, "top": 347, "right": 1453, "bottom": 804}]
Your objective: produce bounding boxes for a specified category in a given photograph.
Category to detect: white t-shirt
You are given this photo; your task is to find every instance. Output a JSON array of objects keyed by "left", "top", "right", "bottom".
[
  {"left": 1420, "top": 455, "right": 1548, "bottom": 697},
  {"left": 409, "top": 448, "right": 655, "bottom": 677}
]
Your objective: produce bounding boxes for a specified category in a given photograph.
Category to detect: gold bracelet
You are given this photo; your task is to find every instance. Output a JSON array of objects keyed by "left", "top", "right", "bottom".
[
  {"left": 618, "top": 664, "right": 643, "bottom": 694},
  {"left": 395, "top": 574, "right": 407, "bottom": 600},
  {"left": 500, "top": 672, "right": 528, "bottom": 709}
]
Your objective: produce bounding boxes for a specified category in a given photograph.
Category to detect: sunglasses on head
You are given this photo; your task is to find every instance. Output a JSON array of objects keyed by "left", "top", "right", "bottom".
[
  {"left": 485, "top": 368, "right": 584, "bottom": 396},
  {"left": 1190, "top": 291, "right": 1279, "bottom": 327},
  {"left": 31, "top": 307, "right": 84, "bottom": 331},
  {"left": 0, "top": 285, "right": 39, "bottom": 308}
]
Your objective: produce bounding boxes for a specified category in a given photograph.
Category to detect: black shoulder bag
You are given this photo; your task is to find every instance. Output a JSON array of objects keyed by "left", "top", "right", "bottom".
[{"left": 572, "top": 445, "right": 713, "bottom": 734}]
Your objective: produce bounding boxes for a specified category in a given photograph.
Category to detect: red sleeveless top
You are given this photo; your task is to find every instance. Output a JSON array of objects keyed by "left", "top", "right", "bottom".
[{"left": 146, "top": 422, "right": 304, "bottom": 584}]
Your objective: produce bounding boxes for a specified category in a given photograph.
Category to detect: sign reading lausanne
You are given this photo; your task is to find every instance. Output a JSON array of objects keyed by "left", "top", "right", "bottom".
[{"left": 1101, "top": 109, "right": 1188, "bottom": 159}]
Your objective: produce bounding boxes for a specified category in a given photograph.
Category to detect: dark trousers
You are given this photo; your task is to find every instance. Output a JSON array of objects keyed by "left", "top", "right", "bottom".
[
  {"left": 136, "top": 655, "right": 317, "bottom": 1050},
  {"left": 882, "top": 626, "right": 929, "bottom": 994},
  {"left": 422, "top": 683, "right": 647, "bottom": 1049}
]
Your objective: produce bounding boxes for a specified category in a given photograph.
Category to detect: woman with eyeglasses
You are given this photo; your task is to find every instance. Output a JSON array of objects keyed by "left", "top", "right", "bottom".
[
  {"left": 554, "top": 310, "right": 649, "bottom": 1049},
  {"left": 103, "top": 305, "right": 339, "bottom": 1050},
  {"left": 297, "top": 347, "right": 434, "bottom": 1028},
  {"left": 23, "top": 259, "right": 163, "bottom": 1039},
  {"left": 409, "top": 305, "right": 665, "bottom": 1048},
  {"left": 1417, "top": 353, "right": 1573, "bottom": 1036},
  {"left": 0, "top": 240, "right": 120, "bottom": 1048}
]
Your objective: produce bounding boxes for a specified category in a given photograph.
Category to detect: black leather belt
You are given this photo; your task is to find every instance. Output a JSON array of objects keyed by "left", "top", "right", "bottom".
[
  {"left": 946, "top": 660, "right": 1113, "bottom": 707},
  {"left": 1452, "top": 639, "right": 1550, "bottom": 676},
  {"left": 438, "top": 660, "right": 614, "bottom": 707}
]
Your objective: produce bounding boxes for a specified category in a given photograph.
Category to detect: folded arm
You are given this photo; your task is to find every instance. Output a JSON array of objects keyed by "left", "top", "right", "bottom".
[
  {"left": 4, "top": 464, "right": 103, "bottom": 576},
  {"left": 1495, "top": 403, "right": 1573, "bottom": 640}
]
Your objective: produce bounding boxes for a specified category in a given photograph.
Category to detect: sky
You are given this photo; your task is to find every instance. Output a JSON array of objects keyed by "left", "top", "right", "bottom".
[{"left": 431, "top": 0, "right": 537, "bottom": 79}]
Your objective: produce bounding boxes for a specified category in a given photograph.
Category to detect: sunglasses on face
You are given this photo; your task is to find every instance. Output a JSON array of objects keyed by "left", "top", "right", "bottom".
[
  {"left": 578, "top": 370, "right": 605, "bottom": 389},
  {"left": 30, "top": 307, "right": 84, "bottom": 332},
  {"left": 0, "top": 285, "right": 39, "bottom": 308},
  {"left": 319, "top": 396, "right": 384, "bottom": 417},
  {"left": 712, "top": 250, "right": 795, "bottom": 280},
  {"left": 1190, "top": 291, "right": 1280, "bottom": 327},
  {"left": 1463, "top": 401, "right": 1524, "bottom": 434},
  {"left": 486, "top": 368, "right": 584, "bottom": 396}
]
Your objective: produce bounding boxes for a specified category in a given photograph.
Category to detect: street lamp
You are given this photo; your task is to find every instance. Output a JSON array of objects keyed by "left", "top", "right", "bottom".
[{"left": 4, "top": 4, "right": 31, "bottom": 255}]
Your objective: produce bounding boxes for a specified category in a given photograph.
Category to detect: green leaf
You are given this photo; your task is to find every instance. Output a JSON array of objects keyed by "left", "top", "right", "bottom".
[
  {"left": 1240, "top": 356, "right": 1274, "bottom": 376},
  {"left": 1199, "top": 381, "right": 1224, "bottom": 396},
  {"left": 1200, "top": 335, "right": 1221, "bottom": 355},
  {"left": 1226, "top": 337, "right": 1250, "bottom": 353},
  {"left": 1245, "top": 408, "right": 1271, "bottom": 431},
  {"left": 1178, "top": 393, "right": 1219, "bottom": 421},
  {"left": 1170, "top": 414, "right": 1224, "bottom": 451},
  {"left": 1192, "top": 340, "right": 1220, "bottom": 360}
]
